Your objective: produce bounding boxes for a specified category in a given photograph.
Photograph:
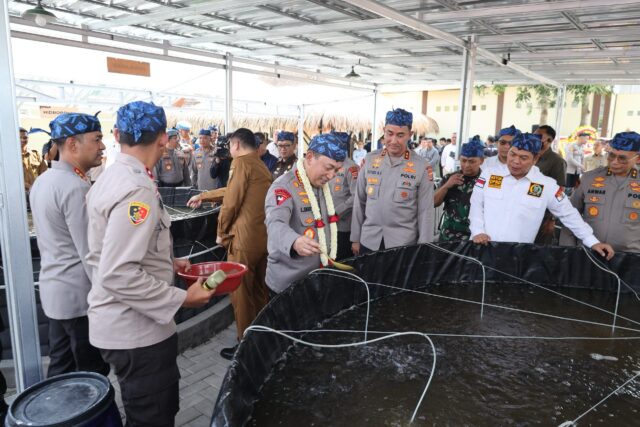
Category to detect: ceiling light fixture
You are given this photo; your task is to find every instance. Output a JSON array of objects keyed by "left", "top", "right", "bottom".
[
  {"left": 345, "top": 59, "right": 362, "bottom": 78},
  {"left": 22, "top": 1, "right": 57, "bottom": 27}
]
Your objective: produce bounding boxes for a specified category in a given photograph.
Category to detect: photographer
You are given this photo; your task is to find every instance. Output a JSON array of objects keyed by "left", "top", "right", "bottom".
[{"left": 211, "top": 133, "right": 232, "bottom": 188}]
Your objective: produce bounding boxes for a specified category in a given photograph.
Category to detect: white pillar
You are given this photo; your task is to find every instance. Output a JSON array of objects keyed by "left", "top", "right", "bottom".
[
  {"left": 371, "top": 88, "right": 378, "bottom": 149},
  {"left": 297, "top": 104, "right": 305, "bottom": 158},
  {"left": 0, "top": 0, "right": 43, "bottom": 390},
  {"left": 554, "top": 85, "right": 567, "bottom": 138},
  {"left": 456, "top": 36, "right": 476, "bottom": 162},
  {"left": 225, "top": 54, "right": 233, "bottom": 133}
]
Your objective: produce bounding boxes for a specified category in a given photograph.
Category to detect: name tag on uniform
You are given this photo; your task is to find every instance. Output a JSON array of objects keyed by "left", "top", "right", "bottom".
[
  {"left": 300, "top": 207, "right": 312, "bottom": 213},
  {"left": 528, "top": 182, "right": 544, "bottom": 198},
  {"left": 488, "top": 175, "right": 503, "bottom": 189}
]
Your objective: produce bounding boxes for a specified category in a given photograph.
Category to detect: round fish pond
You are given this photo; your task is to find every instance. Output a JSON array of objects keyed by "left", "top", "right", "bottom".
[{"left": 212, "top": 243, "right": 640, "bottom": 426}]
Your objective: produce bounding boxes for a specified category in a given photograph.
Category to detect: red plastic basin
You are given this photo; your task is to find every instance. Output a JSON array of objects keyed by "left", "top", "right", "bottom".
[{"left": 177, "top": 261, "right": 248, "bottom": 296}]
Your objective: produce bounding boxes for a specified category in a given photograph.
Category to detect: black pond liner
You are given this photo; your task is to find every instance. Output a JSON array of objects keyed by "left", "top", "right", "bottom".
[
  {"left": 0, "top": 187, "right": 222, "bottom": 359},
  {"left": 210, "top": 242, "right": 640, "bottom": 426}
]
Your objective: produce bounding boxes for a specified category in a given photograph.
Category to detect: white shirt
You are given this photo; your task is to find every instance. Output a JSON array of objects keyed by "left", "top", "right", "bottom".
[
  {"left": 267, "top": 141, "right": 279, "bottom": 158},
  {"left": 441, "top": 144, "right": 457, "bottom": 174},
  {"left": 481, "top": 155, "right": 508, "bottom": 173},
  {"left": 469, "top": 164, "right": 599, "bottom": 247},
  {"left": 353, "top": 148, "right": 367, "bottom": 166}
]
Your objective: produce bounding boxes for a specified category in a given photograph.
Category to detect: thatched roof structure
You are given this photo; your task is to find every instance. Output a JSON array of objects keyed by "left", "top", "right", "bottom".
[{"left": 167, "top": 111, "right": 439, "bottom": 138}]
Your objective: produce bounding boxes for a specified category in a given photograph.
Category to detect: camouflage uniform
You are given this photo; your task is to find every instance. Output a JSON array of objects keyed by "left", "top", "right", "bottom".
[{"left": 438, "top": 172, "right": 479, "bottom": 241}]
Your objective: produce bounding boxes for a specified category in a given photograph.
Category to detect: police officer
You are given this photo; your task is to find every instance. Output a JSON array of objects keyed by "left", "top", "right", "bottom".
[
  {"left": 29, "top": 112, "right": 109, "bottom": 378},
  {"left": 328, "top": 131, "right": 360, "bottom": 260},
  {"left": 86, "top": 101, "right": 215, "bottom": 427},
  {"left": 482, "top": 125, "right": 519, "bottom": 172},
  {"left": 154, "top": 128, "right": 191, "bottom": 187},
  {"left": 265, "top": 133, "right": 346, "bottom": 293},
  {"left": 561, "top": 131, "right": 640, "bottom": 253},
  {"left": 435, "top": 136, "right": 484, "bottom": 242},
  {"left": 191, "top": 128, "right": 218, "bottom": 190},
  {"left": 272, "top": 131, "right": 298, "bottom": 180},
  {"left": 469, "top": 132, "right": 615, "bottom": 260},
  {"left": 176, "top": 121, "right": 193, "bottom": 152},
  {"left": 351, "top": 108, "right": 434, "bottom": 255},
  {"left": 21, "top": 127, "right": 47, "bottom": 192}
]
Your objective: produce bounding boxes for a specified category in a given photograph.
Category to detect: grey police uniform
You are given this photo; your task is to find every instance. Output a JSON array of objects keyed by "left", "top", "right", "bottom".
[
  {"left": 29, "top": 160, "right": 109, "bottom": 377},
  {"left": 265, "top": 164, "right": 334, "bottom": 293},
  {"left": 153, "top": 147, "right": 191, "bottom": 187},
  {"left": 329, "top": 157, "right": 359, "bottom": 259},
  {"left": 562, "top": 166, "right": 640, "bottom": 252},
  {"left": 351, "top": 149, "right": 435, "bottom": 251},
  {"left": 192, "top": 147, "right": 218, "bottom": 190}
]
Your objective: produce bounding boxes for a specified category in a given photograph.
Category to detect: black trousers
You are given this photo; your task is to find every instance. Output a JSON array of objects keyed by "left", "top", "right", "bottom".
[
  {"left": 100, "top": 334, "right": 180, "bottom": 427},
  {"left": 336, "top": 231, "right": 353, "bottom": 261},
  {"left": 48, "top": 316, "right": 109, "bottom": 378},
  {"left": 360, "top": 239, "right": 385, "bottom": 255},
  {"left": 158, "top": 181, "right": 183, "bottom": 188}
]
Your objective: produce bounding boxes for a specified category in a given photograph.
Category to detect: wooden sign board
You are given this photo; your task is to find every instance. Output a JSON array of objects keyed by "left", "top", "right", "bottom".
[
  {"left": 107, "top": 57, "right": 150, "bottom": 77},
  {"left": 39, "top": 106, "right": 76, "bottom": 119}
]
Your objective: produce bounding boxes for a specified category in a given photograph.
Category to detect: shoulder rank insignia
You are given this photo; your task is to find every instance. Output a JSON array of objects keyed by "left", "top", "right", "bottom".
[
  {"left": 275, "top": 188, "right": 292, "bottom": 206},
  {"left": 528, "top": 182, "right": 544, "bottom": 198},
  {"left": 129, "top": 202, "right": 150, "bottom": 226},
  {"left": 488, "top": 175, "right": 503, "bottom": 189}
]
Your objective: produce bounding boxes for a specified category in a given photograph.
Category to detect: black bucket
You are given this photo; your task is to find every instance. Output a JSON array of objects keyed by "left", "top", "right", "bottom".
[{"left": 5, "top": 372, "right": 122, "bottom": 427}]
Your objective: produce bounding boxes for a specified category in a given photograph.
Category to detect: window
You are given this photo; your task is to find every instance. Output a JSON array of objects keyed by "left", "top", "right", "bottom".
[
  {"left": 628, "top": 110, "right": 634, "bottom": 116},
  {"left": 453, "top": 105, "right": 459, "bottom": 112},
  {"left": 480, "top": 104, "right": 487, "bottom": 111},
  {"left": 471, "top": 105, "right": 477, "bottom": 111},
  {"left": 444, "top": 106, "right": 450, "bottom": 112},
  {"left": 436, "top": 106, "right": 442, "bottom": 112}
]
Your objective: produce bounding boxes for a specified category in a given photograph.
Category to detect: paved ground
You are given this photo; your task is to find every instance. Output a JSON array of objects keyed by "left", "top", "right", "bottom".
[{"left": 110, "top": 322, "right": 236, "bottom": 426}]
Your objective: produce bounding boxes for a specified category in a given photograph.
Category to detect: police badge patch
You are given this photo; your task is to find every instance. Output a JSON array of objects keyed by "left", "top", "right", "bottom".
[
  {"left": 128, "top": 202, "right": 150, "bottom": 226},
  {"left": 528, "top": 183, "right": 544, "bottom": 198},
  {"left": 275, "top": 188, "right": 291, "bottom": 206}
]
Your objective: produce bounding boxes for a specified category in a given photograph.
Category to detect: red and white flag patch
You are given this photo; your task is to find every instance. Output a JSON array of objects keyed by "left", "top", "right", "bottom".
[
  {"left": 349, "top": 166, "right": 359, "bottom": 179},
  {"left": 475, "top": 177, "right": 486, "bottom": 188},
  {"left": 275, "top": 188, "right": 292, "bottom": 206}
]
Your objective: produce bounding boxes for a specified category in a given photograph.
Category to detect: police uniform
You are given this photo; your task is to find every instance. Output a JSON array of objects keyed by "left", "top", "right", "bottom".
[
  {"left": 154, "top": 147, "right": 192, "bottom": 187},
  {"left": 23, "top": 148, "right": 47, "bottom": 190},
  {"left": 29, "top": 112, "right": 108, "bottom": 378},
  {"left": 192, "top": 147, "right": 218, "bottom": 190},
  {"left": 469, "top": 133, "right": 599, "bottom": 247},
  {"left": 328, "top": 132, "right": 360, "bottom": 260},
  {"left": 351, "top": 109, "right": 434, "bottom": 252},
  {"left": 87, "top": 102, "right": 187, "bottom": 427},
  {"left": 561, "top": 132, "right": 640, "bottom": 253},
  {"left": 265, "top": 134, "right": 346, "bottom": 293}
]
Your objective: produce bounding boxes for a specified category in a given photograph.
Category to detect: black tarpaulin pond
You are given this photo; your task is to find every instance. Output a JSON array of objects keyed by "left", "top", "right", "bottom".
[{"left": 211, "top": 242, "right": 640, "bottom": 426}]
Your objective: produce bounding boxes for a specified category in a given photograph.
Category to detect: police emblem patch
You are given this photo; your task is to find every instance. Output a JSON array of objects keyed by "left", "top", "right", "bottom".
[
  {"left": 588, "top": 206, "right": 599, "bottom": 217},
  {"left": 275, "top": 188, "right": 292, "bottom": 206},
  {"left": 488, "top": 175, "right": 503, "bottom": 189},
  {"left": 527, "top": 183, "right": 544, "bottom": 198},
  {"left": 629, "top": 212, "right": 638, "bottom": 221},
  {"left": 128, "top": 202, "right": 150, "bottom": 226},
  {"left": 589, "top": 196, "right": 600, "bottom": 203},
  {"left": 633, "top": 201, "right": 640, "bottom": 209}
]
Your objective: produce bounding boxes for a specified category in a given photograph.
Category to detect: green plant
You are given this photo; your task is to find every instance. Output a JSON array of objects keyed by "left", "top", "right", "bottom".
[
  {"left": 474, "top": 85, "right": 488, "bottom": 97},
  {"left": 492, "top": 84, "right": 507, "bottom": 96},
  {"left": 567, "top": 85, "right": 612, "bottom": 125}
]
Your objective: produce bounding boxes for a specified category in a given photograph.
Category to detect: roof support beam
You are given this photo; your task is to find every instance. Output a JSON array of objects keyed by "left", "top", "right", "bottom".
[{"left": 339, "top": 0, "right": 559, "bottom": 86}]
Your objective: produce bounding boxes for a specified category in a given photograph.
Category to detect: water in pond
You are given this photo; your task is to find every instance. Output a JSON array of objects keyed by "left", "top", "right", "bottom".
[{"left": 249, "top": 282, "right": 640, "bottom": 426}]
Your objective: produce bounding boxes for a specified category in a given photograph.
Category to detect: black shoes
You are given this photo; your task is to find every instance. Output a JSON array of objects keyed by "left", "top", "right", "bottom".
[{"left": 220, "top": 345, "right": 238, "bottom": 361}]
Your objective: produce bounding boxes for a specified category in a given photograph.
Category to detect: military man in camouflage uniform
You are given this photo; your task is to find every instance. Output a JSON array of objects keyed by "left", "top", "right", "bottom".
[
  {"left": 434, "top": 137, "right": 484, "bottom": 241},
  {"left": 153, "top": 128, "right": 191, "bottom": 187},
  {"left": 561, "top": 131, "right": 640, "bottom": 253},
  {"left": 328, "top": 131, "right": 360, "bottom": 259},
  {"left": 272, "top": 131, "right": 298, "bottom": 180}
]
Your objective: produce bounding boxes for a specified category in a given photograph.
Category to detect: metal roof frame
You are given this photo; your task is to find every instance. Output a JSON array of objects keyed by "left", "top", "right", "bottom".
[{"left": 7, "top": 0, "right": 640, "bottom": 89}]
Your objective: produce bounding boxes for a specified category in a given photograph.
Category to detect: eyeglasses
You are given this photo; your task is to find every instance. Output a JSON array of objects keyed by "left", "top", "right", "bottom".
[
  {"left": 607, "top": 152, "right": 638, "bottom": 163},
  {"left": 497, "top": 139, "right": 511, "bottom": 145},
  {"left": 277, "top": 144, "right": 293, "bottom": 149}
]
